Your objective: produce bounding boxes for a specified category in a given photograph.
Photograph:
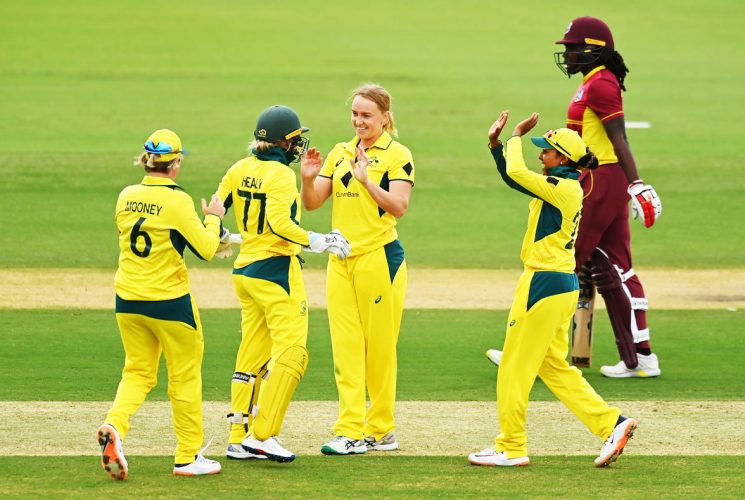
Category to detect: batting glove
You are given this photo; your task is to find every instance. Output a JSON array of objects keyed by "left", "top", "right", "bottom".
[
  {"left": 628, "top": 180, "right": 662, "bottom": 228},
  {"left": 304, "top": 229, "right": 352, "bottom": 259}
]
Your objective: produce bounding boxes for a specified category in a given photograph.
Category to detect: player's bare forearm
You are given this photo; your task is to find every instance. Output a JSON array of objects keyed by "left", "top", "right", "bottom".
[
  {"left": 301, "top": 181, "right": 322, "bottom": 210},
  {"left": 605, "top": 118, "right": 640, "bottom": 182},
  {"left": 363, "top": 180, "right": 411, "bottom": 218},
  {"left": 301, "top": 177, "right": 331, "bottom": 211}
]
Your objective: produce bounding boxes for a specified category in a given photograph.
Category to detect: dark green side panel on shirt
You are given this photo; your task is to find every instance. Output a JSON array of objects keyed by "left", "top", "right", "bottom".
[{"left": 534, "top": 203, "right": 562, "bottom": 243}]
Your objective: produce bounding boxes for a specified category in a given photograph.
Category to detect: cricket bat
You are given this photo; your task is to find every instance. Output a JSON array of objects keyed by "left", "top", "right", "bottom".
[{"left": 571, "top": 283, "right": 596, "bottom": 367}]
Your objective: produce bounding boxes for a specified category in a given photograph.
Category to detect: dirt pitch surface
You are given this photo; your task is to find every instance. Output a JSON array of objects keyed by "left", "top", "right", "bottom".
[
  {"left": 2, "top": 268, "right": 744, "bottom": 310},
  {"left": 1, "top": 400, "right": 744, "bottom": 457}
]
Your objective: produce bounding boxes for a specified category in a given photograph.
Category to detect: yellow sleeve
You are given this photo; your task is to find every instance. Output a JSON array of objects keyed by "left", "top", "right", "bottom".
[
  {"left": 173, "top": 191, "right": 222, "bottom": 261},
  {"left": 388, "top": 144, "right": 415, "bottom": 185},
  {"left": 265, "top": 168, "right": 311, "bottom": 246},
  {"left": 505, "top": 136, "right": 567, "bottom": 208},
  {"left": 215, "top": 162, "right": 239, "bottom": 209}
]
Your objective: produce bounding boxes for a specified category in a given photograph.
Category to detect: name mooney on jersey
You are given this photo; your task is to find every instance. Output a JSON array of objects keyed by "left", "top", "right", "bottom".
[{"left": 124, "top": 200, "right": 163, "bottom": 216}]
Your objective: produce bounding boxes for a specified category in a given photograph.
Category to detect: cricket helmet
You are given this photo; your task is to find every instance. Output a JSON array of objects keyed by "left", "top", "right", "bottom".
[
  {"left": 254, "top": 105, "right": 309, "bottom": 142},
  {"left": 531, "top": 128, "right": 587, "bottom": 163},
  {"left": 144, "top": 129, "right": 187, "bottom": 162},
  {"left": 556, "top": 16, "right": 614, "bottom": 50},
  {"left": 554, "top": 17, "right": 615, "bottom": 76}
]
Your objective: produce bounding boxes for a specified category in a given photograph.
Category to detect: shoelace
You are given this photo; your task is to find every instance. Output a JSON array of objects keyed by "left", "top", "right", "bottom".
[
  {"left": 333, "top": 436, "right": 360, "bottom": 450},
  {"left": 196, "top": 438, "right": 216, "bottom": 462}
]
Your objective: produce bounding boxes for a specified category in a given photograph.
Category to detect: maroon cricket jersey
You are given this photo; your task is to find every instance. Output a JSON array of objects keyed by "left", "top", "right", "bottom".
[{"left": 566, "top": 66, "right": 624, "bottom": 165}]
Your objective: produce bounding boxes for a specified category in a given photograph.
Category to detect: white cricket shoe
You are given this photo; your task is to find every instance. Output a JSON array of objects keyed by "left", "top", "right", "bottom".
[
  {"left": 173, "top": 454, "right": 222, "bottom": 476},
  {"left": 600, "top": 353, "right": 661, "bottom": 378},
  {"left": 226, "top": 443, "right": 268, "bottom": 460},
  {"left": 321, "top": 436, "right": 368, "bottom": 455},
  {"left": 242, "top": 435, "right": 296, "bottom": 463},
  {"left": 364, "top": 432, "right": 399, "bottom": 451},
  {"left": 486, "top": 349, "right": 502, "bottom": 366},
  {"left": 97, "top": 424, "right": 128, "bottom": 480},
  {"left": 468, "top": 448, "right": 529, "bottom": 467},
  {"left": 595, "top": 417, "right": 638, "bottom": 467}
]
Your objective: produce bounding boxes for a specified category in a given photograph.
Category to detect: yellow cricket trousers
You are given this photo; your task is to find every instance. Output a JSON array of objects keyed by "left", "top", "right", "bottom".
[
  {"left": 230, "top": 255, "right": 308, "bottom": 442},
  {"left": 327, "top": 240, "right": 407, "bottom": 440},
  {"left": 495, "top": 270, "right": 620, "bottom": 458},
  {"left": 107, "top": 294, "right": 204, "bottom": 464}
]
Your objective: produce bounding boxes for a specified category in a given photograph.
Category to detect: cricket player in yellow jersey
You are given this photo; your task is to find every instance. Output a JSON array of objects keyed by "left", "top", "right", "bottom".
[
  {"left": 98, "top": 129, "right": 225, "bottom": 480},
  {"left": 301, "top": 84, "right": 414, "bottom": 455},
  {"left": 468, "top": 111, "right": 637, "bottom": 468},
  {"left": 216, "top": 105, "right": 351, "bottom": 463}
]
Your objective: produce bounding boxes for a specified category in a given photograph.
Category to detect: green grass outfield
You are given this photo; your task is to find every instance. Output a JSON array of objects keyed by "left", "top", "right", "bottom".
[
  {"left": 1, "top": 456, "right": 744, "bottom": 498},
  {"left": 1, "top": 0, "right": 744, "bottom": 269},
  {"left": 2, "top": 308, "right": 743, "bottom": 401}
]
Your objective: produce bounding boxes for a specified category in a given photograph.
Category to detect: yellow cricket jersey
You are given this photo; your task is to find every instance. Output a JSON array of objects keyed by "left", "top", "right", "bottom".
[
  {"left": 114, "top": 176, "right": 222, "bottom": 301},
  {"left": 216, "top": 152, "right": 310, "bottom": 268},
  {"left": 503, "top": 137, "right": 582, "bottom": 273},
  {"left": 319, "top": 132, "right": 415, "bottom": 256}
]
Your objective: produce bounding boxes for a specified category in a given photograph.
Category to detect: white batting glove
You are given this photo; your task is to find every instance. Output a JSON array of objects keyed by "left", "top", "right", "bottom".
[
  {"left": 628, "top": 180, "right": 662, "bottom": 228},
  {"left": 304, "top": 229, "right": 352, "bottom": 259}
]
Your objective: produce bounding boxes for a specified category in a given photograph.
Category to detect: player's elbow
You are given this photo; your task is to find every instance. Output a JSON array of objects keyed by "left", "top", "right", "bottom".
[
  {"left": 389, "top": 201, "right": 408, "bottom": 219},
  {"left": 302, "top": 198, "right": 320, "bottom": 211}
]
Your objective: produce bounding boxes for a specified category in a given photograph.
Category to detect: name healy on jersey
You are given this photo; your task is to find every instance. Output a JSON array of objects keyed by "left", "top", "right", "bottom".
[
  {"left": 124, "top": 200, "right": 163, "bottom": 216},
  {"left": 242, "top": 176, "right": 263, "bottom": 189}
]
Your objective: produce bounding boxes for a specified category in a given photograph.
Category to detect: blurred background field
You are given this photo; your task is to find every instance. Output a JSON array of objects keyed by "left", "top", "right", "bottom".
[{"left": 1, "top": 0, "right": 743, "bottom": 269}]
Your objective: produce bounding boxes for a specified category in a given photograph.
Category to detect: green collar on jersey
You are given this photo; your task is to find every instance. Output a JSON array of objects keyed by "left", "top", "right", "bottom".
[
  {"left": 253, "top": 146, "right": 292, "bottom": 165},
  {"left": 545, "top": 165, "right": 580, "bottom": 180}
]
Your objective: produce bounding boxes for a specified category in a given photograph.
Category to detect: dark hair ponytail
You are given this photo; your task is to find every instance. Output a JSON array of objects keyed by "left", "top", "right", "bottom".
[
  {"left": 572, "top": 149, "right": 599, "bottom": 170},
  {"left": 599, "top": 48, "right": 629, "bottom": 91}
]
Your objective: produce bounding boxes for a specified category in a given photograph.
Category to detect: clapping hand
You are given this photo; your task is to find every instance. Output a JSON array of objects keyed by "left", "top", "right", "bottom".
[
  {"left": 351, "top": 143, "right": 370, "bottom": 185},
  {"left": 512, "top": 112, "right": 540, "bottom": 137},
  {"left": 488, "top": 110, "right": 510, "bottom": 148},
  {"left": 300, "top": 147, "right": 323, "bottom": 182},
  {"left": 201, "top": 194, "right": 226, "bottom": 219}
]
